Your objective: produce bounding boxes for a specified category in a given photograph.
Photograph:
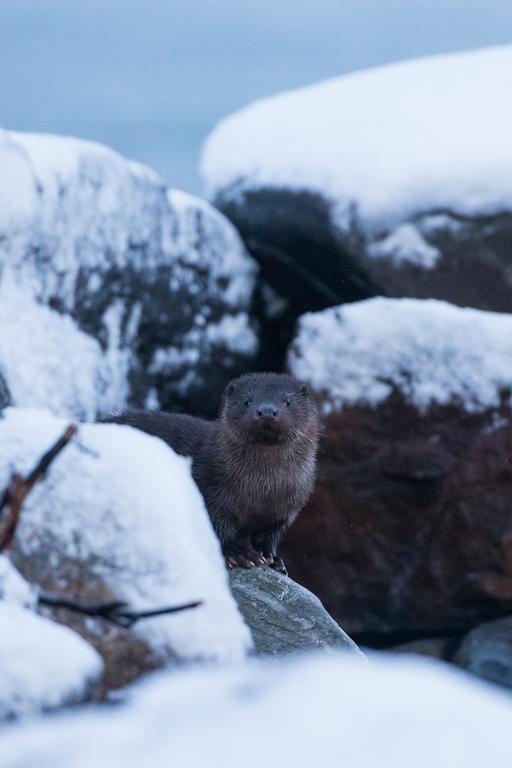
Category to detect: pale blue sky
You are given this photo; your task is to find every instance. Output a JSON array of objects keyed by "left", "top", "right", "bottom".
[{"left": 1, "top": 0, "right": 511, "bottom": 191}]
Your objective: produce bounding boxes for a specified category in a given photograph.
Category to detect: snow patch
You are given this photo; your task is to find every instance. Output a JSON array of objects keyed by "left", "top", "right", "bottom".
[
  {"left": 289, "top": 298, "right": 512, "bottom": 413},
  {"left": 368, "top": 224, "right": 440, "bottom": 269}
]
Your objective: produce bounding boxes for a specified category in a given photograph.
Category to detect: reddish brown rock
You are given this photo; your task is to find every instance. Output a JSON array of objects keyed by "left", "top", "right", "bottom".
[
  {"left": 284, "top": 298, "right": 512, "bottom": 645},
  {"left": 282, "top": 396, "right": 512, "bottom": 644}
]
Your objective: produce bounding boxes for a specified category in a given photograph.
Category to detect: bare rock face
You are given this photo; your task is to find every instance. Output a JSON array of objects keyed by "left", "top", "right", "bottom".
[
  {"left": 229, "top": 567, "right": 362, "bottom": 657},
  {"left": 283, "top": 298, "right": 512, "bottom": 645},
  {"left": 0, "top": 130, "right": 258, "bottom": 420},
  {"left": 0, "top": 409, "right": 251, "bottom": 691}
]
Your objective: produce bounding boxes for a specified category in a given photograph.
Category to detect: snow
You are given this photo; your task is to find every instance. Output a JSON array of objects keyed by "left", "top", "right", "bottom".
[
  {"left": 0, "top": 276, "right": 126, "bottom": 421},
  {"left": 289, "top": 298, "right": 512, "bottom": 413},
  {"left": 367, "top": 223, "right": 441, "bottom": 269},
  {"left": 166, "top": 188, "right": 257, "bottom": 308},
  {"left": 1, "top": 651, "right": 512, "bottom": 767},
  {"left": 0, "top": 408, "right": 251, "bottom": 663},
  {"left": 201, "top": 46, "right": 512, "bottom": 231},
  {"left": 0, "top": 602, "right": 103, "bottom": 722},
  {"left": 0, "top": 556, "right": 36, "bottom": 609}
]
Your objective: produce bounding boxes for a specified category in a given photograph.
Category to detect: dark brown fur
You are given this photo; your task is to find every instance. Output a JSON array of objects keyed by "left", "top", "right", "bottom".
[{"left": 105, "top": 373, "right": 319, "bottom": 572}]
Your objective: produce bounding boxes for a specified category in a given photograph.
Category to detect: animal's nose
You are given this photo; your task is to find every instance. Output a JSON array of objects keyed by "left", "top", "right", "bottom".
[{"left": 257, "top": 404, "right": 278, "bottom": 419}]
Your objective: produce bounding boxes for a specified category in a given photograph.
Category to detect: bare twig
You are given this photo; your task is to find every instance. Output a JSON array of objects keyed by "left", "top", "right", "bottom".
[
  {"left": 38, "top": 592, "right": 202, "bottom": 628},
  {"left": 0, "top": 424, "right": 77, "bottom": 552}
]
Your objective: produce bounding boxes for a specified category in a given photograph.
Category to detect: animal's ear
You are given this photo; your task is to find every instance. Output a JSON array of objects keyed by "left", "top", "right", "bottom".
[
  {"left": 299, "top": 381, "right": 311, "bottom": 397},
  {"left": 226, "top": 381, "right": 236, "bottom": 396}
]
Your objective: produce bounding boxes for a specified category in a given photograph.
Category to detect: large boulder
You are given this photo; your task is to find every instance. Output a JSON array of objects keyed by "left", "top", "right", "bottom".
[
  {"left": 0, "top": 556, "right": 103, "bottom": 721},
  {"left": 0, "top": 130, "right": 258, "bottom": 420},
  {"left": 0, "top": 408, "right": 251, "bottom": 690},
  {"left": 283, "top": 297, "right": 512, "bottom": 644},
  {"left": 202, "top": 46, "right": 512, "bottom": 355},
  {"left": 2, "top": 652, "right": 511, "bottom": 767},
  {"left": 229, "top": 567, "right": 362, "bottom": 657}
]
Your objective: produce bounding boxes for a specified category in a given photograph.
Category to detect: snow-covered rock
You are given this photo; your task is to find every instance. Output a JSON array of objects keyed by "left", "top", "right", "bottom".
[
  {"left": 282, "top": 297, "right": 512, "bottom": 642},
  {"left": 289, "top": 297, "right": 512, "bottom": 414},
  {"left": 0, "top": 602, "right": 103, "bottom": 722},
  {"left": 0, "top": 129, "right": 258, "bottom": 420},
  {"left": 202, "top": 46, "right": 512, "bottom": 321},
  {"left": 0, "top": 408, "right": 251, "bottom": 689},
  {"left": 2, "top": 652, "right": 512, "bottom": 767}
]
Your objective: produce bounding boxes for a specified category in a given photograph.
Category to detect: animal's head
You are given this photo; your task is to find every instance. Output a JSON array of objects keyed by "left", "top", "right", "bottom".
[{"left": 221, "top": 373, "right": 318, "bottom": 447}]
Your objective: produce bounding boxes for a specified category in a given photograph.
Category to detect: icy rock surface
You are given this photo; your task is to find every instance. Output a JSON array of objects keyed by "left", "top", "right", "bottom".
[
  {"left": 0, "top": 408, "right": 251, "bottom": 689},
  {"left": 229, "top": 567, "right": 362, "bottom": 656},
  {"left": 289, "top": 297, "right": 512, "bottom": 414},
  {"left": 0, "top": 129, "right": 258, "bottom": 420},
  {"left": 2, "top": 653, "right": 512, "bottom": 767},
  {"left": 203, "top": 47, "right": 512, "bottom": 317}
]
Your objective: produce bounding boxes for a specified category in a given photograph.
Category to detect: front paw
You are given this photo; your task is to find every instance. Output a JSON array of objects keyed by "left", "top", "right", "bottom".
[{"left": 223, "top": 542, "right": 267, "bottom": 570}]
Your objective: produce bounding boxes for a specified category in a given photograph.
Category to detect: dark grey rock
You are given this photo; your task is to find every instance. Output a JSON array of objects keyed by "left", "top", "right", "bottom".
[
  {"left": 454, "top": 616, "right": 512, "bottom": 689},
  {"left": 215, "top": 188, "right": 512, "bottom": 370},
  {"left": 229, "top": 566, "right": 363, "bottom": 657}
]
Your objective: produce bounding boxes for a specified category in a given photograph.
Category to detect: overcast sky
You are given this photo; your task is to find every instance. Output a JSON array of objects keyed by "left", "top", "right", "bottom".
[{"left": 1, "top": 0, "right": 511, "bottom": 191}]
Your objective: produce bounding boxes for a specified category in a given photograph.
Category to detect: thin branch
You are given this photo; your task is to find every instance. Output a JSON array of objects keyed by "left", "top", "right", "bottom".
[
  {"left": 38, "top": 592, "right": 202, "bottom": 628},
  {"left": 0, "top": 425, "right": 77, "bottom": 552}
]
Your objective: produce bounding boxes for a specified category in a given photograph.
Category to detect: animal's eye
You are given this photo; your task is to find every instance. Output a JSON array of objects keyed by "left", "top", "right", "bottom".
[
  {"left": 284, "top": 398, "right": 291, "bottom": 407},
  {"left": 244, "top": 398, "right": 252, "bottom": 407}
]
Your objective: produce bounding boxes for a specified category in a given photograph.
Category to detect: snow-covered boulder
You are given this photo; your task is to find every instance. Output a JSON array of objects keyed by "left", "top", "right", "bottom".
[
  {"left": 202, "top": 46, "right": 512, "bottom": 325},
  {"left": 0, "top": 557, "right": 103, "bottom": 721},
  {"left": 0, "top": 408, "right": 251, "bottom": 689},
  {"left": 0, "top": 130, "right": 258, "bottom": 420},
  {"left": 2, "top": 652, "right": 512, "bottom": 767},
  {"left": 282, "top": 298, "right": 512, "bottom": 643}
]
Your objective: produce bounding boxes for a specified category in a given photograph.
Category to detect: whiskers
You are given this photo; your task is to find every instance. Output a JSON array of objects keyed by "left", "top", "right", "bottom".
[{"left": 288, "top": 427, "right": 318, "bottom": 450}]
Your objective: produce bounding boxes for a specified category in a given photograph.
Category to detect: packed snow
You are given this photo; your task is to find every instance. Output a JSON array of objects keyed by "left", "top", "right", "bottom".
[
  {"left": 289, "top": 298, "right": 512, "bottom": 413},
  {"left": 202, "top": 46, "right": 512, "bottom": 231},
  {"left": 0, "top": 408, "right": 252, "bottom": 663},
  {"left": 0, "top": 602, "right": 103, "bottom": 721},
  {"left": 2, "top": 651, "right": 512, "bottom": 767}
]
